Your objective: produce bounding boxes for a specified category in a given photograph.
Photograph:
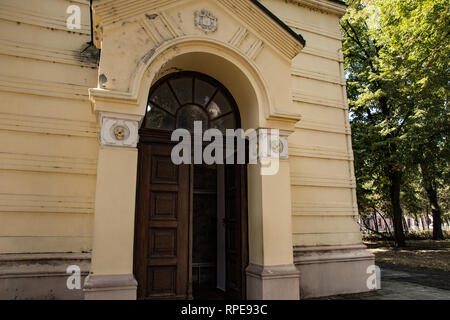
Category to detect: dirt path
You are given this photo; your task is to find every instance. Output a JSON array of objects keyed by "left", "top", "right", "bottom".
[{"left": 365, "top": 240, "right": 450, "bottom": 272}]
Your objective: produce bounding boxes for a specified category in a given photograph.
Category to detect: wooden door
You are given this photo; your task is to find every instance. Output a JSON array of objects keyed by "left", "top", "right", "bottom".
[
  {"left": 134, "top": 142, "right": 191, "bottom": 300},
  {"left": 224, "top": 163, "right": 248, "bottom": 299}
]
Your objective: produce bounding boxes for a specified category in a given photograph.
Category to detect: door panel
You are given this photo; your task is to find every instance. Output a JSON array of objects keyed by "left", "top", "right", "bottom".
[
  {"left": 224, "top": 163, "right": 247, "bottom": 299},
  {"left": 135, "top": 140, "right": 248, "bottom": 300},
  {"left": 135, "top": 143, "right": 190, "bottom": 300}
]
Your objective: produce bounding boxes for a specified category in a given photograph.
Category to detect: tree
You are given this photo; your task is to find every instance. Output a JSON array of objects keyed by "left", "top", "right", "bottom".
[
  {"left": 342, "top": 0, "right": 449, "bottom": 245},
  {"left": 375, "top": 0, "right": 449, "bottom": 240},
  {"left": 342, "top": 0, "right": 408, "bottom": 246}
]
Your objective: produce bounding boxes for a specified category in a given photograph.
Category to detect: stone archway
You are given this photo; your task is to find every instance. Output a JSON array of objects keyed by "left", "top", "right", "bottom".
[{"left": 85, "top": 0, "right": 303, "bottom": 300}]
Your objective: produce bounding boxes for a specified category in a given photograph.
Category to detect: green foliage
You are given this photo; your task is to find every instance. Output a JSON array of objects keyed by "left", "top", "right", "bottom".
[
  {"left": 342, "top": 0, "right": 450, "bottom": 240},
  {"left": 405, "top": 230, "right": 449, "bottom": 241},
  {"left": 363, "top": 230, "right": 449, "bottom": 241}
]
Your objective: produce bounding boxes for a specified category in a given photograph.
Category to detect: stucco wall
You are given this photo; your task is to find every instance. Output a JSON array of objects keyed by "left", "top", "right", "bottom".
[
  {"left": 0, "top": 0, "right": 360, "bottom": 255},
  {"left": 260, "top": 0, "right": 362, "bottom": 247},
  {"left": 0, "top": 0, "right": 98, "bottom": 253}
]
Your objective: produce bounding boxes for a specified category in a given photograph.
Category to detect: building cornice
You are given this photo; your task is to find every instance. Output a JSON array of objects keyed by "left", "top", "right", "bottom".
[
  {"left": 250, "top": 0, "right": 305, "bottom": 47},
  {"left": 288, "top": 0, "right": 347, "bottom": 17},
  {"left": 92, "top": 0, "right": 304, "bottom": 59}
]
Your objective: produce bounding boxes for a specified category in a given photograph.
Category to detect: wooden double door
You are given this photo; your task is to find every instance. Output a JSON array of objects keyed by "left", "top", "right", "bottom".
[{"left": 134, "top": 135, "right": 248, "bottom": 300}]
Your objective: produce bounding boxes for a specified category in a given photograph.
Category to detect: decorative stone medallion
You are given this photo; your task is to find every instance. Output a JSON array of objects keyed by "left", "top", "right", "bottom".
[
  {"left": 194, "top": 9, "right": 217, "bottom": 33},
  {"left": 100, "top": 113, "right": 140, "bottom": 148},
  {"left": 257, "top": 129, "right": 291, "bottom": 160},
  {"left": 271, "top": 139, "right": 282, "bottom": 154},
  {"left": 113, "top": 125, "right": 129, "bottom": 141}
]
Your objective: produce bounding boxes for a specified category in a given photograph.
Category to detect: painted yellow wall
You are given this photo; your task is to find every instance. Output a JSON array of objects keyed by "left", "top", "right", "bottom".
[
  {"left": 0, "top": 0, "right": 361, "bottom": 258},
  {"left": 0, "top": 0, "right": 98, "bottom": 253},
  {"left": 261, "top": 0, "right": 362, "bottom": 246},
  {"left": 90, "top": 146, "right": 138, "bottom": 275}
]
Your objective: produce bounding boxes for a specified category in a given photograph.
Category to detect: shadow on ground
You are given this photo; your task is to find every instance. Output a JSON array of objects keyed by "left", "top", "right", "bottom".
[{"left": 318, "top": 263, "right": 450, "bottom": 300}]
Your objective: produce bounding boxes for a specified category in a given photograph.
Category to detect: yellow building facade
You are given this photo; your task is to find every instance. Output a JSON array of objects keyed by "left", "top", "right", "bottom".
[{"left": 0, "top": 0, "right": 374, "bottom": 300}]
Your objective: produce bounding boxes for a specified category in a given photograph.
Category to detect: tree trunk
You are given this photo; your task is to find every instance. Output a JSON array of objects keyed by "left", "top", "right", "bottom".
[
  {"left": 403, "top": 216, "right": 409, "bottom": 233},
  {"left": 424, "top": 186, "right": 444, "bottom": 240},
  {"left": 420, "top": 163, "right": 444, "bottom": 240},
  {"left": 373, "top": 209, "right": 379, "bottom": 232},
  {"left": 389, "top": 170, "right": 406, "bottom": 247},
  {"left": 373, "top": 207, "right": 394, "bottom": 237},
  {"left": 421, "top": 214, "right": 428, "bottom": 231},
  {"left": 413, "top": 212, "right": 420, "bottom": 231}
]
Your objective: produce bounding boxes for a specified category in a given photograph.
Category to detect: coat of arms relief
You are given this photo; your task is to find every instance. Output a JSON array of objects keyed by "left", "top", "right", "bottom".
[{"left": 194, "top": 10, "right": 218, "bottom": 33}]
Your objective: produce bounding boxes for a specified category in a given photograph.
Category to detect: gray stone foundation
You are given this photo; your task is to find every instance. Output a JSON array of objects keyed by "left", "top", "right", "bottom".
[
  {"left": 294, "top": 244, "right": 375, "bottom": 299},
  {"left": 0, "top": 253, "right": 90, "bottom": 300},
  {"left": 84, "top": 274, "right": 137, "bottom": 300},
  {"left": 246, "top": 263, "right": 301, "bottom": 300}
]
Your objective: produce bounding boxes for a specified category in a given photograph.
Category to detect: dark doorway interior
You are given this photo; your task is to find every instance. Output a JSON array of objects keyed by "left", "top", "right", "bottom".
[
  {"left": 192, "top": 162, "right": 248, "bottom": 300},
  {"left": 192, "top": 164, "right": 225, "bottom": 299}
]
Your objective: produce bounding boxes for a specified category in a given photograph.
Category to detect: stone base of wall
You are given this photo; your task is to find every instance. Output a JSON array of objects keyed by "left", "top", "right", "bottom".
[
  {"left": 246, "top": 264, "right": 301, "bottom": 300},
  {"left": 294, "top": 244, "right": 375, "bottom": 299},
  {"left": 0, "top": 253, "right": 90, "bottom": 300},
  {"left": 1, "top": 247, "right": 375, "bottom": 300},
  {"left": 84, "top": 274, "right": 137, "bottom": 300}
]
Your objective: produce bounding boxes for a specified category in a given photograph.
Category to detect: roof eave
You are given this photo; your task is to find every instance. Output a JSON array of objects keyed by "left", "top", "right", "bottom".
[{"left": 250, "top": 0, "right": 306, "bottom": 48}]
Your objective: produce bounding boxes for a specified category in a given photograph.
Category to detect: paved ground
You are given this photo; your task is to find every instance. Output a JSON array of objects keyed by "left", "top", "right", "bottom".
[{"left": 322, "top": 263, "right": 450, "bottom": 300}]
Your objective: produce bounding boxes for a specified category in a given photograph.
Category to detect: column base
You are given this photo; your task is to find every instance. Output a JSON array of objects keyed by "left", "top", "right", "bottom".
[
  {"left": 83, "top": 274, "right": 137, "bottom": 300},
  {"left": 246, "top": 264, "right": 300, "bottom": 300},
  {"left": 294, "top": 244, "right": 375, "bottom": 299}
]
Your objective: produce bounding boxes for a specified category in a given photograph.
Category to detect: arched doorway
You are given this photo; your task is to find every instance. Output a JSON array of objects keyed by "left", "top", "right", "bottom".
[{"left": 133, "top": 72, "right": 249, "bottom": 300}]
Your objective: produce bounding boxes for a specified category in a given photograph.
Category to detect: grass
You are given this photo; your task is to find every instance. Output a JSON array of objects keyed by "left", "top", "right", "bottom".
[
  {"left": 364, "top": 239, "right": 450, "bottom": 272},
  {"left": 362, "top": 230, "right": 450, "bottom": 241}
]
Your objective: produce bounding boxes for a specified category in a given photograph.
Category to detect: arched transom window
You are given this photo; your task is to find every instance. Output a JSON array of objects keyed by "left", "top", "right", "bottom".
[{"left": 143, "top": 72, "right": 240, "bottom": 132}]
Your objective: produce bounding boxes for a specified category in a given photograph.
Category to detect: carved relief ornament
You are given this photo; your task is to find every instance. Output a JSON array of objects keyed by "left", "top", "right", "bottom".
[
  {"left": 194, "top": 9, "right": 218, "bottom": 33},
  {"left": 248, "top": 129, "right": 292, "bottom": 161},
  {"left": 99, "top": 112, "right": 141, "bottom": 148}
]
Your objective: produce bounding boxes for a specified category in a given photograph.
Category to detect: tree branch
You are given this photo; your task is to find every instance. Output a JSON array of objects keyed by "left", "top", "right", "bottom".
[
  {"left": 362, "top": 219, "right": 394, "bottom": 240},
  {"left": 373, "top": 207, "right": 394, "bottom": 238}
]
